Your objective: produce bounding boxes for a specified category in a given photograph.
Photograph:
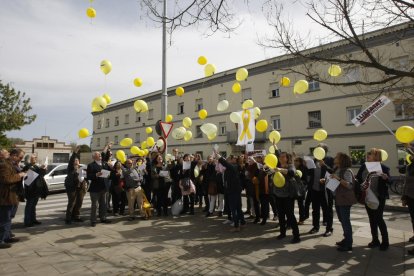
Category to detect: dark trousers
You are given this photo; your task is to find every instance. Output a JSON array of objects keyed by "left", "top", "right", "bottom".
[
  {"left": 156, "top": 183, "right": 171, "bottom": 214},
  {"left": 66, "top": 188, "right": 86, "bottom": 221},
  {"left": 183, "top": 193, "right": 195, "bottom": 213},
  {"left": 171, "top": 182, "right": 182, "bottom": 204},
  {"left": 228, "top": 192, "right": 245, "bottom": 227},
  {"left": 365, "top": 198, "right": 388, "bottom": 243},
  {"left": 305, "top": 189, "right": 312, "bottom": 218},
  {"left": 195, "top": 182, "right": 203, "bottom": 204},
  {"left": 269, "top": 194, "right": 278, "bottom": 217},
  {"left": 407, "top": 196, "right": 414, "bottom": 231},
  {"left": 112, "top": 190, "right": 127, "bottom": 214},
  {"left": 336, "top": 205, "right": 353, "bottom": 247},
  {"left": 311, "top": 189, "right": 333, "bottom": 232},
  {"left": 296, "top": 196, "right": 306, "bottom": 222},
  {"left": 0, "top": 205, "right": 13, "bottom": 242},
  {"left": 276, "top": 197, "right": 299, "bottom": 238},
  {"left": 250, "top": 195, "right": 260, "bottom": 218},
  {"left": 24, "top": 197, "right": 39, "bottom": 225},
  {"left": 90, "top": 191, "right": 107, "bottom": 223},
  {"left": 224, "top": 193, "right": 232, "bottom": 220},
  {"left": 259, "top": 194, "right": 269, "bottom": 220}
]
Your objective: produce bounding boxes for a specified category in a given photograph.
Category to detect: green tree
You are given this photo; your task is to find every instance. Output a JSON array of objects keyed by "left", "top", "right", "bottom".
[{"left": 0, "top": 81, "right": 36, "bottom": 135}]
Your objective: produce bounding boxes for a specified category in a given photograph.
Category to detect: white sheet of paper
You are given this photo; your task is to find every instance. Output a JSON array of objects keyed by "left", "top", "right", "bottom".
[
  {"left": 99, "top": 169, "right": 111, "bottom": 178},
  {"left": 365, "top": 162, "right": 383, "bottom": 174},
  {"left": 44, "top": 156, "right": 49, "bottom": 166},
  {"left": 77, "top": 168, "right": 85, "bottom": 182},
  {"left": 325, "top": 172, "right": 340, "bottom": 192},
  {"left": 183, "top": 161, "right": 191, "bottom": 170},
  {"left": 304, "top": 156, "right": 316, "bottom": 169},
  {"left": 24, "top": 169, "right": 39, "bottom": 186},
  {"left": 159, "top": 170, "right": 170, "bottom": 177}
]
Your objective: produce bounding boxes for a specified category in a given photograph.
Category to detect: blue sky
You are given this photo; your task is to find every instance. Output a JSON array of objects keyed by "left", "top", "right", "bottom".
[{"left": 0, "top": 0, "right": 314, "bottom": 145}]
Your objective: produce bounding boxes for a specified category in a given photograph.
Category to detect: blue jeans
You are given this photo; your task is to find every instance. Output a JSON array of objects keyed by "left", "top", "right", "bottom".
[
  {"left": 336, "top": 205, "right": 353, "bottom": 247},
  {"left": 24, "top": 197, "right": 39, "bottom": 225},
  {"left": 228, "top": 193, "right": 245, "bottom": 227},
  {"left": 0, "top": 206, "right": 13, "bottom": 242}
]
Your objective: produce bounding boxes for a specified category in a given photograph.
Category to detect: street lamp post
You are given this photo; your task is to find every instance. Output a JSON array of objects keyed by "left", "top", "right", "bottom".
[{"left": 161, "top": 0, "right": 168, "bottom": 156}]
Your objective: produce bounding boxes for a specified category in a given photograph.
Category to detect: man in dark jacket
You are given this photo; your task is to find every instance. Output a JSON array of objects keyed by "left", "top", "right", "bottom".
[
  {"left": 87, "top": 152, "right": 111, "bottom": 227},
  {"left": 215, "top": 152, "right": 245, "bottom": 232}
]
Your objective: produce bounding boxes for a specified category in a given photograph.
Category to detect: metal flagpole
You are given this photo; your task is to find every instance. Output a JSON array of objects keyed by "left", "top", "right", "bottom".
[
  {"left": 161, "top": 0, "right": 168, "bottom": 157},
  {"left": 373, "top": 114, "right": 395, "bottom": 136}
]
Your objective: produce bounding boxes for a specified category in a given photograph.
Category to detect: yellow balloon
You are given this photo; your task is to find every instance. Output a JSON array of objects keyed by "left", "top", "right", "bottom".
[
  {"left": 194, "top": 166, "right": 200, "bottom": 177},
  {"left": 396, "top": 126, "right": 414, "bottom": 144},
  {"left": 141, "top": 141, "right": 148, "bottom": 150},
  {"left": 229, "top": 112, "right": 241, "bottom": 124},
  {"left": 207, "top": 133, "right": 217, "bottom": 141},
  {"left": 313, "top": 147, "right": 326, "bottom": 160},
  {"left": 184, "top": 130, "right": 193, "bottom": 141},
  {"left": 138, "top": 150, "right": 145, "bottom": 157},
  {"left": 134, "top": 100, "right": 148, "bottom": 113},
  {"left": 78, "top": 128, "right": 89, "bottom": 139},
  {"left": 100, "top": 60, "right": 112, "bottom": 75},
  {"left": 199, "top": 109, "right": 208, "bottom": 120},
  {"left": 116, "top": 150, "right": 126, "bottom": 162},
  {"left": 269, "top": 145, "right": 278, "bottom": 154},
  {"left": 120, "top": 138, "right": 133, "bottom": 147},
  {"left": 269, "top": 130, "right": 281, "bottom": 144},
  {"left": 176, "top": 87, "right": 185, "bottom": 97},
  {"left": 242, "top": 100, "right": 254, "bottom": 110},
  {"left": 232, "top": 82, "right": 242, "bottom": 93},
  {"left": 102, "top": 93, "right": 111, "bottom": 105},
  {"left": 328, "top": 65, "right": 342, "bottom": 77},
  {"left": 183, "top": 117, "right": 192, "bottom": 128},
  {"left": 166, "top": 114, "right": 173, "bottom": 122},
  {"left": 146, "top": 137, "right": 155, "bottom": 147},
  {"left": 198, "top": 56, "right": 208, "bottom": 65},
  {"left": 204, "top": 64, "right": 216, "bottom": 77},
  {"left": 253, "top": 107, "right": 261, "bottom": 119},
  {"left": 236, "top": 68, "right": 249, "bottom": 81},
  {"left": 293, "top": 80, "right": 309, "bottom": 94},
  {"left": 146, "top": 127, "right": 153, "bottom": 134},
  {"left": 273, "top": 172, "right": 285, "bottom": 188},
  {"left": 296, "top": 170, "right": 303, "bottom": 178},
  {"left": 91, "top": 96, "right": 107, "bottom": 112},
  {"left": 143, "top": 149, "right": 149, "bottom": 156},
  {"left": 130, "top": 146, "right": 140, "bottom": 155},
  {"left": 133, "top": 78, "right": 143, "bottom": 87},
  {"left": 86, "top": 7, "right": 96, "bottom": 18},
  {"left": 256, "top": 120, "right": 268, "bottom": 133},
  {"left": 407, "top": 154, "right": 412, "bottom": 165},
  {"left": 380, "top": 149, "right": 388, "bottom": 161},
  {"left": 264, "top": 154, "right": 278, "bottom": 169},
  {"left": 313, "top": 129, "right": 328, "bottom": 142},
  {"left": 280, "top": 77, "right": 290, "bottom": 87}
]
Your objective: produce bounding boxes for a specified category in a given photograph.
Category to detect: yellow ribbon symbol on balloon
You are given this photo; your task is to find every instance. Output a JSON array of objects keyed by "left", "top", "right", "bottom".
[{"left": 239, "top": 109, "right": 253, "bottom": 141}]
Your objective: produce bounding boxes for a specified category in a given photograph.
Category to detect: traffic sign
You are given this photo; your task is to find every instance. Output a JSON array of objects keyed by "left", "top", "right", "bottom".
[{"left": 160, "top": 122, "right": 173, "bottom": 138}]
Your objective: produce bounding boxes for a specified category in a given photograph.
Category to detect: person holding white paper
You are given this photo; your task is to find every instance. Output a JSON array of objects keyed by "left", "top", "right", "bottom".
[
  {"left": 328, "top": 153, "right": 357, "bottom": 252},
  {"left": 356, "top": 148, "right": 390, "bottom": 251}
]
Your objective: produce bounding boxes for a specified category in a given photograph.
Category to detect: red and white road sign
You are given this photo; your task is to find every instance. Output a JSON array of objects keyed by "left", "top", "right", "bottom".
[{"left": 160, "top": 122, "right": 174, "bottom": 138}]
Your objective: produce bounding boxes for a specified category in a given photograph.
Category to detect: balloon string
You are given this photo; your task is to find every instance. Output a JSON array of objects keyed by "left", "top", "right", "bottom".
[{"left": 63, "top": 114, "right": 90, "bottom": 140}]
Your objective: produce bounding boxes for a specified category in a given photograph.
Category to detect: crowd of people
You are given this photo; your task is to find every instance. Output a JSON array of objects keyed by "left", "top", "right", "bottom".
[{"left": 1, "top": 143, "right": 414, "bottom": 254}]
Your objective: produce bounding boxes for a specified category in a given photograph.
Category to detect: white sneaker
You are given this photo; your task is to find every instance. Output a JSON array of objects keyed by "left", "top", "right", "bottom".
[
  {"left": 230, "top": 222, "right": 235, "bottom": 227},
  {"left": 222, "top": 220, "right": 232, "bottom": 225}
]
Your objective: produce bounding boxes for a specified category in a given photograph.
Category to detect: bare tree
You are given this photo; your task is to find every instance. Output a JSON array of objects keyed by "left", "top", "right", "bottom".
[{"left": 260, "top": 0, "right": 414, "bottom": 102}]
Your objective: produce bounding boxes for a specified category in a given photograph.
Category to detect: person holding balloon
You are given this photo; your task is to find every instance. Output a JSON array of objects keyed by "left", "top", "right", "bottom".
[
  {"left": 151, "top": 154, "right": 170, "bottom": 216},
  {"left": 179, "top": 154, "right": 196, "bottom": 215},
  {"left": 294, "top": 157, "right": 309, "bottom": 225},
  {"left": 356, "top": 148, "right": 390, "bottom": 251},
  {"left": 109, "top": 161, "right": 127, "bottom": 217},
  {"left": 401, "top": 144, "right": 414, "bottom": 255}
]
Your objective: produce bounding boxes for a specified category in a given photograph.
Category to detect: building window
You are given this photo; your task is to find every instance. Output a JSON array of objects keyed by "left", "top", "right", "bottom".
[
  {"left": 135, "top": 133, "right": 140, "bottom": 143},
  {"left": 97, "top": 120, "right": 101, "bottom": 129},
  {"left": 308, "top": 111, "right": 322, "bottom": 128},
  {"left": 196, "top": 125, "right": 202, "bottom": 138},
  {"left": 136, "top": 114, "right": 141, "bottom": 122},
  {"left": 271, "top": 115, "right": 281, "bottom": 130},
  {"left": 36, "top": 142, "right": 42, "bottom": 148},
  {"left": 114, "top": 136, "right": 119, "bottom": 145},
  {"left": 269, "top": 82, "right": 280, "bottom": 97},
  {"left": 346, "top": 106, "right": 362, "bottom": 123},
  {"left": 390, "top": 56, "right": 409, "bottom": 71},
  {"left": 218, "top": 93, "right": 226, "bottom": 101},
  {"left": 307, "top": 75, "right": 320, "bottom": 92},
  {"left": 115, "top": 117, "right": 119, "bottom": 126},
  {"left": 242, "top": 88, "right": 252, "bottom": 102},
  {"left": 97, "top": 138, "right": 101, "bottom": 147},
  {"left": 148, "top": 109, "right": 154, "bottom": 120},
  {"left": 124, "top": 134, "right": 129, "bottom": 138},
  {"left": 105, "top": 119, "right": 110, "bottom": 128},
  {"left": 349, "top": 146, "right": 366, "bottom": 166},
  {"left": 178, "top": 103, "right": 184, "bottom": 114},
  {"left": 219, "top": 122, "right": 226, "bottom": 136},
  {"left": 345, "top": 67, "right": 360, "bottom": 83},
  {"left": 125, "top": 114, "right": 129, "bottom": 124},
  {"left": 395, "top": 102, "right": 414, "bottom": 120},
  {"left": 105, "top": 137, "right": 109, "bottom": 145},
  {"left": 195, "top": 99, "right": 203, "bottom": 111},
  {"left": 397, "top": 145, "right": 408, "bottom": 166}
]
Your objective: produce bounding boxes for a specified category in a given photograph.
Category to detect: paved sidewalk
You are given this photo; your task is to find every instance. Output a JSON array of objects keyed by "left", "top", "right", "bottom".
[{"left": 1, "top": 202, "right": 414, "bottom": 276}]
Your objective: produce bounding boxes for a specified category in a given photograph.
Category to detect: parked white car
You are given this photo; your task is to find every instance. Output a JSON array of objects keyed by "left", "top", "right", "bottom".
[{"left": 44, "top": 163, "right": 86, "bottom": 192}]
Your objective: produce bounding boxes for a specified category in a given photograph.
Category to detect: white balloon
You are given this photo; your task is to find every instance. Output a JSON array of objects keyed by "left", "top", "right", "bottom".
[
  {"left": 229, "top": 112, "right": 242, "bottom": 124},
  {"left": 156, "top": 139, "right": 164, "bottom": 148},
  {"left": 217, "top": 100, "right": 229, "bottom": 112},
  {"left": 200, "top": 123, "right": 218, "bottom": 136},
  {"left": 253, "top": 107, "right": 261, "bottom": 119},
  {"left": 172, "top": 127, "right": 186, "bottom": 140}
]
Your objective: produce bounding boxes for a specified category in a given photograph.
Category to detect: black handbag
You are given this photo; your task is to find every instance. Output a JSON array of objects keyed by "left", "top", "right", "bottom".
[{"left": 288, "top": 175, "right": 306, "bottom": 199}]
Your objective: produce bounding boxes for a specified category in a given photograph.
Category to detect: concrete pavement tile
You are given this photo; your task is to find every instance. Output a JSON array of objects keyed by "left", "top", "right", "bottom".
[{"left": 0, "top": 263, "right": 26, "bottom": 274}]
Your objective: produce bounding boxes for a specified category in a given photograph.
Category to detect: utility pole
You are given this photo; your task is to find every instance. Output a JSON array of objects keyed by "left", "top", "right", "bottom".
[{"left": 161, "top": 0, "right": 168, "bottom": 156}]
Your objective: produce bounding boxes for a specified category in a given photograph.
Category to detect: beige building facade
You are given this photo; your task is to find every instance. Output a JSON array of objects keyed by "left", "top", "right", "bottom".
[{"left": 91, "top": 23, "right": 414, "bottom": 175}]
